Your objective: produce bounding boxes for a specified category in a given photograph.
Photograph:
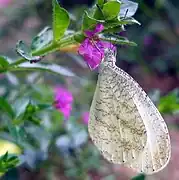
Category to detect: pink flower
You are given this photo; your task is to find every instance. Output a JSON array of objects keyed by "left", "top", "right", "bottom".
[
  {"left": 78, "top": 24, "right": 115, "bottom": 70},
  {"left": 81, "top": 112, "right": 89, "bottom": 125},
  {"left": 84, "top": 24, "right": 104, "bottom": 38},
  {"left": 143, "top": 35, "right": 153, "bottom": 46},
  {"left": 54, "top": 86, "right": 73, "bottom": 120},
  {"left": 0, "top": 0, "right": 11, "bottom": 7},
  {"left": 0, "top": 74, "right": 3, "bottom": 79}
]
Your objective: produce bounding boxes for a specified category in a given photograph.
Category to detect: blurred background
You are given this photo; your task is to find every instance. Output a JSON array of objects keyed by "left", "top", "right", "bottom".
[{"left": 0, "top": 0, "right": 179, "bottom": 179}]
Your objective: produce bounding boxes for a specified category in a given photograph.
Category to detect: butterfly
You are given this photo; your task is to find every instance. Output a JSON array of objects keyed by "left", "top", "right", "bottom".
[{"left": 88, "top": 48, "right": 171, "bottom": 174}]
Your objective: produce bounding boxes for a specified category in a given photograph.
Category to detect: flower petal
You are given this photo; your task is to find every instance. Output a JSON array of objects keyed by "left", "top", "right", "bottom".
[
  {"left": 97, "top": 41, "right": 116, "bottom": 51},
  {"left": 78, "top": 39, "right": 92, "bottom": 56},
  {"left": 54, "top": 86, "right": 73, "bottom": 120},
  {"left": 79, "top": 39, "right": 104, "bottom": 70},
  {"left": 84, "top": 24, "right": 104, "bottom": 38},
  {"left": 82, "top": 112, "right": 89, "bottom": 125},
  {"left": 94, "top": 24, "right": 104, "bottom": 34}
]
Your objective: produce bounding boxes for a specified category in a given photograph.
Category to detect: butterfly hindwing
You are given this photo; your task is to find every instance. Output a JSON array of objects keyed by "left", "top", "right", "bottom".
[
  {"left": 109, "top": 64, "right": 171, "bottom": 174},
  {"left": 89, "top": 66, "right": 147, "bottom": 166}
]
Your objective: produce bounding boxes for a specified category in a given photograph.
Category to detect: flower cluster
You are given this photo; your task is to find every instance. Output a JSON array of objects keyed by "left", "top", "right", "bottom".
[
  {"left": 53, "top": 86, "right": 90, "bottom": 126},
  {"left": 81, "top": 111, "right": 89, "bottom": 125},
  {"left": 54, "top": 86, "right": 73, "bottom": 120},
  {"left": 78, "top": 24, "right": 115, "bottom": 70},
  {"left": 0, "top": 0, "right": 11, "bottom": 8}
]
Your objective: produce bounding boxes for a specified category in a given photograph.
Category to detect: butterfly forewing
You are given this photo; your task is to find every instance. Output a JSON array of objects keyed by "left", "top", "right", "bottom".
[
  {"left": 89, "top": 65, "right": 147, "bottom": 165},
  {"left": 88, "top": 50, "right": 171, "bottom": 174}
]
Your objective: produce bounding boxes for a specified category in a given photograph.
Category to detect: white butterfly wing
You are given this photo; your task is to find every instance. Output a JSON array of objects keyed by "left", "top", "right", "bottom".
[
  {"left": 89, "top": 66, "right": 147, "bottom": 165},
  {"left": 130, "top": 92, "right": 171, "bottom": 174},
  {"left": 88, "top": 64, "right": 171, "bottom": 174}
]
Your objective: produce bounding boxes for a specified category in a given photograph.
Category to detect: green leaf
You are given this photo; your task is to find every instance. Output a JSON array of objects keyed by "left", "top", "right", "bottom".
[
  {"left": 18, "top": 62, "right": 76, "bottom": 77},
  {"left": 82, "top": 11, "right": 104, "bottom": 30},
  {"left": 103, "top": 25, "right": 125, "bottom": 33},
  {"left": 13, "top": 99, "right": 51, "bottom": 126},
  {"left": 120, "top": 0, "right": 138, "bottom": 18},
  {"left": 28, "top": 116, "right": 41, "bottom": 125},
  {"left": 18, "top": 128, "right": 27, "bottom": 141},
  {"left": 103, "top": 1, "right": 121, "bottom": 20},
  {"left": 0, "top": 97, "right": 15, "bottom": 118},
  {"left": 16, "top": 41, "right": 41, "bottom": 62},
  {"left": 52, "top": 0, "right": 70, "bottom": 41},
  {"left": 120, "top": 17, "right": 141, "bottom": 25},
  {"left": 0, "top": 56, "right": 9, "bottom": 73},
  {"left": 7, "top": 119, "right": 25, "bottom": 145},
  {"left": 25, "top": 102, "right": 38, "bottom": 115},
  {"left": 100, "top": 35, "right": 137, "bottom": 46},
  {"left": 131, "top": 173, "right": 145, "bottom": 180},
  {"left": 31, "top": 27, "right": 53, "bottom": 51},
  {"left": 74, "top": 32, "right": 85, "bottom": 43},
  {"left": 7, "top": 156, "right": 19, "bottom": 163},
  {"left": 1, "top": 152, "right": 8, "bottom": 162},
  {"left": 104, "top": 20, "right": 122, "bottom": 29},
  {"left": 0, "top": 56, "right": 9, "bottom": 68},
  {"left": 7, "top": 125, "right": 19, "bottom": 144},
  {"left": 32, "top": 84, "right": 53, "bottom": 103},
  {"left": 93, "top": 3, "right": 105, "bottom": 20},
  {"left": 14, "top": 100, "right": 39, "bottom": 125},
  {"left": 36, "top": 104, "right": 52, "bottom": 111},
  {"left": 97, "top": 0, "right": 104, "bottom": 7},
  {"left": 158, "top": 90, "right": 179, "bottom": 114},
  {"left": 13, "top": 98, "right": 30, "bottom": 119},
  {"left": 0, "top": 153, "right": 19, "bottom": 173}
]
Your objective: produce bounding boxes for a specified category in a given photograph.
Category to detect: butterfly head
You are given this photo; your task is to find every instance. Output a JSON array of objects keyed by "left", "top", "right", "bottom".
[{"left": 101, "top": 48, "right": 117, "bottom": 67}]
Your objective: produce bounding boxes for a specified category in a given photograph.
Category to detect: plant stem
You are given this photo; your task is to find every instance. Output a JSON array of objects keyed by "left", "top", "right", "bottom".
[{"left": 8, "top": 34, "right": 77, "bottom": 68}]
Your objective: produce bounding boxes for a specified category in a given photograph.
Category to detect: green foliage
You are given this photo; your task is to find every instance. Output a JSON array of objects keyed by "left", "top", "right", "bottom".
[
  {"left": 18, "top": 62, "right": 76, "bottom": 77},
  {"left": 81, "top": 0, "right": 139, "bottom": 42},
  {"left": 82, "top": 11, "right": 104, "bottom": 30},
  {"left": 158, "top": 90, "right": 179, "bottom": 114},
  {"left": 119, "top": 17, "right": 141, "bottom": 25},
  {"left": 52, "top": 0, "right": 70, "bottom": 41},
  {"left": 0, "top": 97, "right": 15, "bottom": 118},
  {"left": 102, "top": 1, "right": 121, "bottom": 20},
  {"left": 131, "top": 174, "right": 146, "bottom": 180},
  {"left": 0, "top": 152, "right": 19, "bottom": 173},
  {"left": 13, "top": 99, "right": 51, "bottom": 126},
  {"left": 74, "top": 32, "right": 86, "bottom": 42},
  {"left": 7, "top": 123, "right": 26, "bottom": 145},
  {"left": 97, "top": 0, "right": 104, "bottom": 7},
  {"left": 31, "top": 27, "right": 53, "bottom": 51},
  {"left": 0, "top": 56, "right": 9, "bottom": 72},
  {"left": 100, "top": 35, "right": 137, "bottom": 46},
  {"left": 16, "top": 41, "right": 41, "bottom": 62}
]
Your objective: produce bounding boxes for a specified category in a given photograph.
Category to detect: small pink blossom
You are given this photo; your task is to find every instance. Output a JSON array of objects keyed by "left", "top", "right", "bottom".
[
  {"left": 84, "top": 24, "right": 104, "bottom": 38},
  {"left": 143, "top": 35, "right": 153, "bottom": 46},
  {"left": 0, "top": 0, "right": 11, "bottom": 7},
  {"left": 78, "top": 24, "right": 115, "bottom": 70},
  {"left": 54, "top": 86, "right": 73, "bottom": 120},
  {"left": 0, "top": 74, "right": 4, "bottom": 79},
  {"left": 81, "top": 112, "right": 89, "bottom": 125}
]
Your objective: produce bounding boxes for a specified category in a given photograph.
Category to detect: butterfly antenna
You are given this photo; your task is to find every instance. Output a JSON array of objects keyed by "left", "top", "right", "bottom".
[
  {"left": 111, "top": 8, "right": 129, "bottom": 54},
  {"left": 96, "top": 4, "right": 112, "bottom": 51},
  {"left": 121, "top": 9, "right": 128, "bottom": 20},
  {"left": 96, "top": 4, "right": 106, "bottom": 20},
  {"left": 95, "top": 3, "right": 107, "bottom": 59},
  {"left": 96, "top": 3, "right": 119, "bottom": 57}
]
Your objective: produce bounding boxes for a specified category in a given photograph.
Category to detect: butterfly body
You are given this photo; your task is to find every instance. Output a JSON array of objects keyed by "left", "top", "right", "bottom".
[{"left": 88, "top": 49, "right": 171, "bottom": 174}]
